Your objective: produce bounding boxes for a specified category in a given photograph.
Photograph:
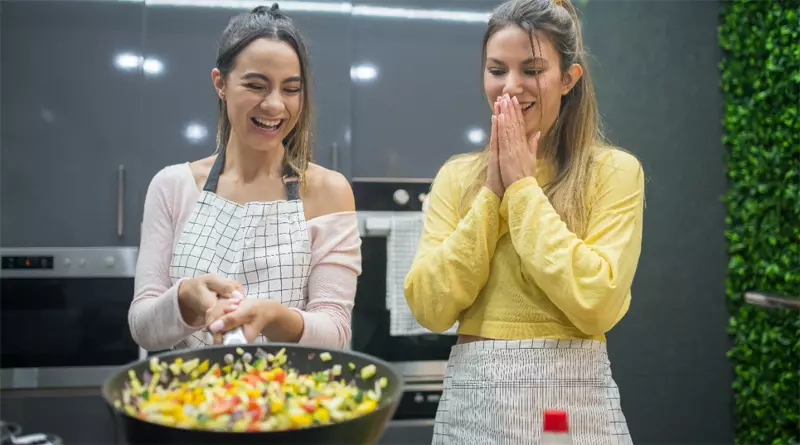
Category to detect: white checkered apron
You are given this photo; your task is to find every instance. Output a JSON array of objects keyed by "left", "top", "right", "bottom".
[
  {"left": 169, "top": 151, "right": 311, "bottom": 349},
  {"left": 432, "top": 339, "right": 633, "bottom": 445}
]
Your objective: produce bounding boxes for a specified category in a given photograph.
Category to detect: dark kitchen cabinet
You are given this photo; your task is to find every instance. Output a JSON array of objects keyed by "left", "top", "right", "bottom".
[
  {"left": 349, "top": 0, "right": 497, "bottom": 179},
  {"left": 0, "top": 0, "right": 145, "bottom": 247}
]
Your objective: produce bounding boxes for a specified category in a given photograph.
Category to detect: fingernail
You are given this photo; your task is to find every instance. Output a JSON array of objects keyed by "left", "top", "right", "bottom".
[
  {"left": 209, "top": 320, "right": 224, "bottom": 333},
  {"left": 536, "top": 131, "right": 541, "bottom": 140},
  {"left": 513, "top": 96, "right": 519, "bottom": 104},
  {"left": 231, "top": 290, "right": 243, "bottom": 300}
]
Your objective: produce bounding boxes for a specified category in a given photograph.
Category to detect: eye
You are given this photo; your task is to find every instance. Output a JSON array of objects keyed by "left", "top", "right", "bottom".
[
  {"left": 524, "top": 69, "right": 542, "bottom": 76},
  {"left": 245, "top": 83, "right": 264, "bottom": 90},
  {"left": 487, "top": 68, "right": 506, "bottom": 76},
  {"left": 284, "top": 87, "right": 302, "bottom": 94}
]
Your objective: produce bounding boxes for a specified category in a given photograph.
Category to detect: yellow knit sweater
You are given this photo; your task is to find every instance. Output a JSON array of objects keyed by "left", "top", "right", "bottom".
[{"left": 404, "top": 148, "right": 645, "bottom": 341}]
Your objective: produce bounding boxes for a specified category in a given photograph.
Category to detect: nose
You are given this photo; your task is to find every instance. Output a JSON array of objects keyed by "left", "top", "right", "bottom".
[
  {"left": 502, "top": 72, "right": 524, "bottom": 97},
  {"left": 259, "top": 89, "right": 283, "bottom": 113}
]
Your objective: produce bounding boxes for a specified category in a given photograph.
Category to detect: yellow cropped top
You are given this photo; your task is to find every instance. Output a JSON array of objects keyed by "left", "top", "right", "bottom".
[{"left": 404, "top": 148, "right": 645, "bottom": 342}]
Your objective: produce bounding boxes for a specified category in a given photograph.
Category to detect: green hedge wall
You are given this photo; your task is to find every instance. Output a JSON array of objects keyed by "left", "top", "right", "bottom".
[{"left": 718, "top": 1, "right": 800, "bottom": 444}]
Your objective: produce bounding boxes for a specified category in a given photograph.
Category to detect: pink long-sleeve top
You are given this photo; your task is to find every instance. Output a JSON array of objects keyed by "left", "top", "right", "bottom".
[{"left": 128, "top": 163, "right": 362, "bottom": 351}]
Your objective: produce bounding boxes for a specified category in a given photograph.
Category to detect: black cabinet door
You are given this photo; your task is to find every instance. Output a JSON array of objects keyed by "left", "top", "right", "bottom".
[
  {"left": 0, "top": 0, "right": 145, "bottom": 247},
  {"left": 349, "top": 1, "right": 498, "bottom": 179}
]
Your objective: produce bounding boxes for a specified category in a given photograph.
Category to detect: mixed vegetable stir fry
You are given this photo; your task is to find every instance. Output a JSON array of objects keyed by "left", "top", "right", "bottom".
[{"left": 114, "top": 348, "right": 388, "bottom": 432}]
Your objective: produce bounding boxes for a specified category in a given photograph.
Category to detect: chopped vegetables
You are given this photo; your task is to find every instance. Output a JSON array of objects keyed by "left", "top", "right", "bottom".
[{"left": 116, "top": 348, "right": 387, "bottom": 432}]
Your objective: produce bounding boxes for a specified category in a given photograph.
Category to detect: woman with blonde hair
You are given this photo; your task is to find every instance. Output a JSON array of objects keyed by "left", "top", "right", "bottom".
[{"left": 404, "top": 0, "right": 644, "bottom": 443}]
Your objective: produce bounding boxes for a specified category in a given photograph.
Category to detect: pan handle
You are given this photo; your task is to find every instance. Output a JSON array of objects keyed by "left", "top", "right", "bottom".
[{"left": 744, "top": 291, "right": 800, "bottom": 310}]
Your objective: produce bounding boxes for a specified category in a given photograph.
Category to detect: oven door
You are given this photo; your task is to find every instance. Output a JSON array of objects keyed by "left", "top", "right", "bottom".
[{"left": 0, "top": 247, "right": 141, "bottom": 389}]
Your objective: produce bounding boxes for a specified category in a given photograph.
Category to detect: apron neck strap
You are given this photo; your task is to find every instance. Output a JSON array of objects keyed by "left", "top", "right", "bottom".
[{"left": 203, "top": 148, "right": 302, "bottom": 201}]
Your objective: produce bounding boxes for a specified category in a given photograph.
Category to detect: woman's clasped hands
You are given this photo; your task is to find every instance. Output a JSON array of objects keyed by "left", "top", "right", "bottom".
[
  {"left": 177, "top": 274, "right": 276, "bottom": 343},
  {"left": 485, "top": 93, "right": 541, "bottom": 197}
]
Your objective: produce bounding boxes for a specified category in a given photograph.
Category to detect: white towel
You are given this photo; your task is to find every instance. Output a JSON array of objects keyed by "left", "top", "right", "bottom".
[{"left": 386, "top": 213, "right": 459, "bottom": 337}]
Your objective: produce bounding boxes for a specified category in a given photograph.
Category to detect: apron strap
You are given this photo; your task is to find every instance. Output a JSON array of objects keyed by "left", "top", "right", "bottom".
[
  {"left": 283, "top": 163, "right": 301, "bottom": 201},
  {"left": 203, "top": 149, "right": 302, "bottom": 201}
]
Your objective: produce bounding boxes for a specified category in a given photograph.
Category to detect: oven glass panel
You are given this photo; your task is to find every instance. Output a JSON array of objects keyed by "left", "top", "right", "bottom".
[
  {"left": 0, "top": 277, "right": 139, "bottom": 368},
  {"left": 351, "top": 237, "right": 457, "bottom": 362}
]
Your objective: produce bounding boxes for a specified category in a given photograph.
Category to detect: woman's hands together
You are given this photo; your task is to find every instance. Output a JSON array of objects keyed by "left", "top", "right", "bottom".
[
  {"left": 485, "top": 94, "right": 541, "bottom": 197},
  {"left": 208, "top": 299, "right": 276, "bottom": 343},
  {"left": 177, "top": 274, "right": 244, "bottom": 327}
]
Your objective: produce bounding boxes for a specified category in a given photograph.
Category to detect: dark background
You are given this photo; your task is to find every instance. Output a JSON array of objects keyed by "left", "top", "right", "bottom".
[{"left": 1, "top": 0, "right": 732, "bottom": 443}]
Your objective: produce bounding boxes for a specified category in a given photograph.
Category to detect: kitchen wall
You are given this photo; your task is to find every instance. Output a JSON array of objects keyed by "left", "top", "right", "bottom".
[{"left": 0, "top": 0, "right": 732, "bottom": 443}]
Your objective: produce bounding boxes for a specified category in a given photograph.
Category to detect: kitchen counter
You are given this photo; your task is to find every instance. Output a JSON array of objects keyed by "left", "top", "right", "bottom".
[{"left": 0, "top": 366, "right": 122, "bottom": 390}]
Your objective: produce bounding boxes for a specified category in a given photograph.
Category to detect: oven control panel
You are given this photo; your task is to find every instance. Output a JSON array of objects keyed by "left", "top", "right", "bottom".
[
  {"left": 0, "top": 247, "right": 138, "bottom": 278},
  {"left": 393, "top": 384, "right": 445, "bottom": 420}
]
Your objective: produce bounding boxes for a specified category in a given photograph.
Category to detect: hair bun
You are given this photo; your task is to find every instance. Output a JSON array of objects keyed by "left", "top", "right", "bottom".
[{"left": 270, "top": 3, "right": 280, "bottom": 12}]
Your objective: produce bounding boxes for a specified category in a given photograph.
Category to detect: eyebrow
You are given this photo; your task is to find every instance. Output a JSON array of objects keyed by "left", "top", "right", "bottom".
[
  {"left": 487, "top": 57, "right": 546, "bottom": 65},
  {"left": 241, "top": 72, "right": 302, "bottom": 83}
]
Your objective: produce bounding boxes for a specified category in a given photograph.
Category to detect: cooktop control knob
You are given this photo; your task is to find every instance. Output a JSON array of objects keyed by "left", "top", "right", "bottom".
[{"left": 393, "top": 188, "right": 410, "bottom": 206}]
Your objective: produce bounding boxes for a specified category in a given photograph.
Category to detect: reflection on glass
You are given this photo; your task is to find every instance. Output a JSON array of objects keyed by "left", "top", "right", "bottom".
[
  {"left": 142, "top": 58, "right": 165, "bottom": 76},
  {"left": 113, "top": 52, "right": 165, "bottom": 76},
  {"left": 114, "top": 53, "right": 141, "bottom": 71},
  {"left": 467, "top": 127, "right": 486, "bottom": 145},
  {"left": 350, "top": 64, "right": 377, "bottom": 83},
  {"left": 183, "top": 122, "right": 208, "bottom": 144},
  {"left": 144, "top": 1, "right": 492, "bottom": 23}
]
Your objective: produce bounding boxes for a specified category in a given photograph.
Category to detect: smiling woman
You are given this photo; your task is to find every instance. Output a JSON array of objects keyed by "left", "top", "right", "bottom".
[
  {"left": 128, "top": 4, "right": 362, "bottom": 356},
  {"left": 403, "top": 0, "right": 645, "bottom": 443}
]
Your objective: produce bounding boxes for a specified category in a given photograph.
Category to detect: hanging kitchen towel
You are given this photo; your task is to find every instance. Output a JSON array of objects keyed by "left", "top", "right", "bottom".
[{"left": 386, "top": 213, "right": 459, "bottom": 337}]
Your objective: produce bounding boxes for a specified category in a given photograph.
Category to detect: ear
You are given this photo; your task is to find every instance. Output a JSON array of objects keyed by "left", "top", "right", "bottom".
[
  {"left": 561, "top": 63, "right": 583, "bottom": 96},
  {"left": 211, "top": 68, "right": 226, "bottom": 100}
]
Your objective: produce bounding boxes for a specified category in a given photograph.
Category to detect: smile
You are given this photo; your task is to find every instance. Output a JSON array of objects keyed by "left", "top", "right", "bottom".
[
  {"left": 520, "top": 102, "right": 536, "bottom": 114},
  {"left": 250, "top": 116, "right": 283, "bottom": 133}
]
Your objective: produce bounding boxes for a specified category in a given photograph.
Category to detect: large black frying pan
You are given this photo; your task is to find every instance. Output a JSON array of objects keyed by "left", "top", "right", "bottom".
[{"left": 101, "top": 343, "right": 404, "bottom": 445}]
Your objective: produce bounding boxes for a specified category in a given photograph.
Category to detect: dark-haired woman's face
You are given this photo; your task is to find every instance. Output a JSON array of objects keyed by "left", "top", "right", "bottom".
[
  {"left": 213, "top": 38, "right": 302, "bottom": 152},
  {"left": 483, "top": 26, "right": 580, "bottom": 138}
]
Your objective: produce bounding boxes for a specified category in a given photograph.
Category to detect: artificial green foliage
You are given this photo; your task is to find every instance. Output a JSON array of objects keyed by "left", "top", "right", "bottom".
[{"left": 718, "top": 1, "right": 800, "bottom": 444}]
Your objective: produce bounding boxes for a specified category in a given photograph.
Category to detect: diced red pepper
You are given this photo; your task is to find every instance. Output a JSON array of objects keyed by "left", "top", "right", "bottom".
[
  {"left": 210, "top": 396, "right": 238, "bottom": 416},
  {"left": 224, "top": 382, "right": 234, "bottom": 389},
  {"left": 301, "top": 401, "right": 316, "bottom": 413},
  {"left": 273, "top": 370, "right": 285, "bottom": 384}
]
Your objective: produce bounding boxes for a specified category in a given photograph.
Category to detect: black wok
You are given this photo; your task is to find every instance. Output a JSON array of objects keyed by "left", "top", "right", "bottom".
[{"left": 101, "top": 343, "right": 404, "bottom": 445}]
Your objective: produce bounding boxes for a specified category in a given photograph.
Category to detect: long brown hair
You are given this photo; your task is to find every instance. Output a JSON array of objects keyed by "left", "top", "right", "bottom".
[
  {"left": 214, "top": 3, "right": 315, "bottom": 186},
  {"left": 459, "top": 0, "right": 603, "bottom": 237}
]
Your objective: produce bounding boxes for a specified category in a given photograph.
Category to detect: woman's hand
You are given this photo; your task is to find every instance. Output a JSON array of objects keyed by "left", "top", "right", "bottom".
[
  {"left": 177, "top": 274, "right": 244, "bottom": 326},
  {"left": 208, "top": 299, "right": 305, "bottom": 343},
  {"left": 497, "top": 94, "right": 540, "bottom": 187},
  {"left": 207, "top": 300, "right": 271, "bottom": 343},
  {"left": 485, "top": 99, "right": 505, "bottom": 197}
]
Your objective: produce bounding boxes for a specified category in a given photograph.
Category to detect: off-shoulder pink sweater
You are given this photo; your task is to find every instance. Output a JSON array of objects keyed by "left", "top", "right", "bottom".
[{"left": 129, "top": 163, "right": 362, "bottom": 351}]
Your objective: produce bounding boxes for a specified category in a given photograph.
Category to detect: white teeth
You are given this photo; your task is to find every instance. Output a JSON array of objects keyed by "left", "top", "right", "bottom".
[{"left": 253, "top": 117, "right": 281, "bottom": 127}]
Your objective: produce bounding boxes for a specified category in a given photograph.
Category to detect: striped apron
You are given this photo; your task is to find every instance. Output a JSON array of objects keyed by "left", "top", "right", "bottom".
[
  {"left": 169, "top": 149, "right": 311, "bottom": 349},
  {"left": 432, "top": 339, "right": 633, "bottom": 445}
]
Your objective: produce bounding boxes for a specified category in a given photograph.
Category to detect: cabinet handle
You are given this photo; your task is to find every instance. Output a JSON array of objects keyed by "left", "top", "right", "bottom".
[
  {"left": 331, "top": 142, "right": 339, "bottom": 171},
  {"left": 117, "top": 165, "right": 125, "bottom": 237}
]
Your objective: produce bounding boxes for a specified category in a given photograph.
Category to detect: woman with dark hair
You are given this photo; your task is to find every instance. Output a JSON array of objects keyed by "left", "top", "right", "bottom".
[
  {"left": 129, "top": 4, "right": 360, "bottom": 351},
  {"left": 404, "top": 0, "right": 644, "bottom": 443}
]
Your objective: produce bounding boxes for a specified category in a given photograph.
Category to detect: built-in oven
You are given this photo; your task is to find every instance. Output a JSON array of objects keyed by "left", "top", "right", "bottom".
[
  {"left": 0, "top": 247, "right": 142, "bottom": 389},
  {"left": 350, "top": 179, "right": 457, "bottom": 425}
]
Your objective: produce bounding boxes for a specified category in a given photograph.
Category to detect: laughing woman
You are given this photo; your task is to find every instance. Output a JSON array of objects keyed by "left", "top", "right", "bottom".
[
  {"left": 129, "top": 4, "right": 361, "bottom": 351},
  {"left": 404, "top": 0, "right": 645, "bottom": 443}
]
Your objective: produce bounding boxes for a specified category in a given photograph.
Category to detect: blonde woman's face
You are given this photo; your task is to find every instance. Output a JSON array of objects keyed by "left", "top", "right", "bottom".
[{"left": 483, "top": 26, "right": 581, "bottom": 138}]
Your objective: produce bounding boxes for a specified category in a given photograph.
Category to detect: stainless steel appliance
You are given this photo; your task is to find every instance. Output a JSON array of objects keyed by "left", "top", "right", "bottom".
[
  {"left": 0, "top": 247, "right": 141, "bottom": 389},
  {"left": 350, "top": 179, "right": 457, "bottom": 424}
]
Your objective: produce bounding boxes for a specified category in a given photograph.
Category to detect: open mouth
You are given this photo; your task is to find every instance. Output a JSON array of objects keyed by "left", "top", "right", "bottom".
[
  {"left": 520, "top": 102, "right": 536, "bottom": 114},
  {"left": 250, "top": 116, "right": 283, "bottom": 132}
]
